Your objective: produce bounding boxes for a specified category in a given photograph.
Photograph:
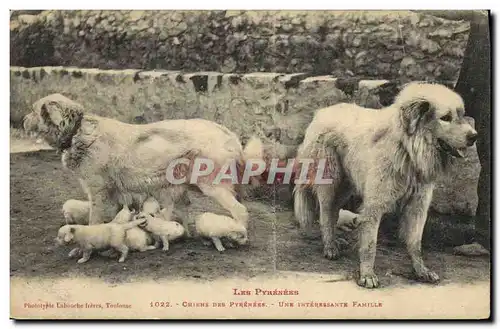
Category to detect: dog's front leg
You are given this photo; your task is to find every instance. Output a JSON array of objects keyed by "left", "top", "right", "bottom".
[
  {"left": 211, "top": 237, "right": 226, "bottom": 252},
  {"left": 159, "top": 188, "right": 193, "bottom": 237},
  {"left": 82, "top": 176, "right": 112, "bottom": 225},
  {"left": 399, "top": 184, "right": 439, "bottom": 284},
  {"left": 160, "top": 236, "right": 170, "bottom": 251},
  {"left": 115, "top": 244, "right": 129, "bottom": 263},
  {"left": 198, "top": 183, "right": 249, "bottom": 229},
  {"left": 88, "top": 191, "right": 107, "bottom": 225}
]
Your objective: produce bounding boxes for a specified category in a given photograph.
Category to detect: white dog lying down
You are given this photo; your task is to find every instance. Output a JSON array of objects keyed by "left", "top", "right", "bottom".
[
  {"left": 135, "top": 213, "right": 185, "bottom": 251},
  {"left": 56, "top": 218, "right": 147, "bottom": 264},
  {"left": 62, "top": 199, "right": 90, "bottom": 225},
  {"left": 195, "top": 212, "right": 248, "bottom": 252}
]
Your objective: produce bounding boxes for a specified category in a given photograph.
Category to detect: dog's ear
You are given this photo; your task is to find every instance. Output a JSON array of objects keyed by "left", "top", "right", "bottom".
[
  {"left": 401, "top": 100, "right": 434, "bottom": 135},
  {"left": 40, "top": 101, "right": 64, "bottom": 127},
  {"left": 39, "top": 96, "right": 84, "bottom": 149},
  {"left": 63, "top": 227, "right": 76, "bottom": 242}
]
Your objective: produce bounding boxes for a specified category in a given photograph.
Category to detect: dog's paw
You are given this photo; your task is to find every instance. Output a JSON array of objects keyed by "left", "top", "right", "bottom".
[
  {"left": 216, "top": 246, "right": 226, "bottom": 252},
  {"left": 415, "top": 268, "right": 440, "bottom": 284},
  {"left": 323, "top": 245, "right": 340, "bottom": 260},
  {"left": 77, "top": 258, "right": 89, "bottom": 264},
  {"left": 357, "top": 273, "right": 380, "bottom": 289}
]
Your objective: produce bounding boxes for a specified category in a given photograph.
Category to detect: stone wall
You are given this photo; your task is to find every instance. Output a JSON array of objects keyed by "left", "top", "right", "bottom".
[
  {"left": 10, "top": 66, "right": 480, "bottom": 216},
  {"left": 10, "top": 10, "right": 469, "bottom": 81}
]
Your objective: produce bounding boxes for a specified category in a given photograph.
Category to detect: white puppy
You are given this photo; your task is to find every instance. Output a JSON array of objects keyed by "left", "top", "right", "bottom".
[
  {"left": 112, "top": 204, "right": 136, "bottom": 224},
  {"left": 62, "top": 199, "right": 90, "bottom": 225},
  {"left": 195, "top": 212, "right": 248, "bottom": 252},
  {"left": 135, "top": 213, "right": 185, "bottom": 251},
  {"left": 56, "top": 218, "right": 146, "bottom": 263},
  {"left": 142, "top": 196, "right": 161, "bottom": 214},
  {"left": 111, "top": 205, "right": 157, "bottom": 252},
  {"left": 336, "top": 209, "right": 360, "bottom": 232}
]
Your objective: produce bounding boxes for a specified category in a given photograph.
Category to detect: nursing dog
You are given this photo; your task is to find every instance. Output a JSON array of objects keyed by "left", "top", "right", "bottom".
[
  {"left": 294, "top": 82, "right": 478, "bottom": 288},
  {"left": 23, "top": 94, "right": 262, "bottom": 230}
]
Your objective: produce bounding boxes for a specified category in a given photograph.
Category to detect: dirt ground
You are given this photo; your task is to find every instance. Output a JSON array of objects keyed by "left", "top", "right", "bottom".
[{"left": 10, "top": 135, "right": 490, "bottom": 289}]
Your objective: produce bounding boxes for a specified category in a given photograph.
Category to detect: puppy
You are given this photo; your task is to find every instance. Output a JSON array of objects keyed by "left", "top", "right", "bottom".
[
  {"left": 135, "top": 213, "right": 185, "bottom": 251},
  {"left": 111, "top": 205, "right": 157, "bottom": 252},
  {"left": 56, "top": 218, "right": 146, "bottom": 263},
  {"left": 62, "top": 199, "right": 90, "bottom": 225},
  {"left": 142, "top": 196, "right": 161, "bottom": 215},
  {"left": 112, "top": 204, "right": 136, "bottom": 224},
  {"left": 195, "top": 212, "right": 248, "bottom": 252}
]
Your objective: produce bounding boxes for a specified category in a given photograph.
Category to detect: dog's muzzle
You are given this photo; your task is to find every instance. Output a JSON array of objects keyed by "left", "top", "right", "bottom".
[{"left": 437, "top": 139, "right": 467, "bottom": 158}]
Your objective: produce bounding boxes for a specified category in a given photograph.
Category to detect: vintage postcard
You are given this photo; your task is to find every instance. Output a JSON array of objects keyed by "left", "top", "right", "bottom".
[{"left": 9, "top": 9, "right": 491, "bottom": 320}]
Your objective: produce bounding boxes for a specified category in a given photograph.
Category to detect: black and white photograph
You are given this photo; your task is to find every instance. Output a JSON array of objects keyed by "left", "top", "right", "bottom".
[{"left": 8, "top": 9, "right": 492, "bottom": 320}]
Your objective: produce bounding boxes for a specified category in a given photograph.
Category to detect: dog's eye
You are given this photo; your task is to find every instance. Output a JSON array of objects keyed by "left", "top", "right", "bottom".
[{"left": 440, "top": 114, "right": 453, "bottom": 122}]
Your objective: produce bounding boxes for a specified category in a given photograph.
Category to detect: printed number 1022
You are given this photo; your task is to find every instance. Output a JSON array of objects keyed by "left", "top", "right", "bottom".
[{"left": 150, "top": 302, "right": 171, "bottom": 308}]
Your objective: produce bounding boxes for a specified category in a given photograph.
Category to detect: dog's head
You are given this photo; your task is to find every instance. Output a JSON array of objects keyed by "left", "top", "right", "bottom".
[
  {"left": 396, "top": 82, "right": 478, "bottom": 158},
  {"left": 23, "top": 94, "right": 84, "bottom": 151},
  {"left": 55, "top": 225, "right": 76, "bottom": 246},
  {"left": 226, "top": 229, "right": 248, "bottom": 246}
]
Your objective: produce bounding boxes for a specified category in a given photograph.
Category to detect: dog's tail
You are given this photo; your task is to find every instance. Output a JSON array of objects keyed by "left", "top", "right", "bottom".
[
  {"left": 293, "top": 186, "right": 317, "bottom": 237},
  {"left": 121, "top": 218, "right": 147, "bottom": 230}
]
